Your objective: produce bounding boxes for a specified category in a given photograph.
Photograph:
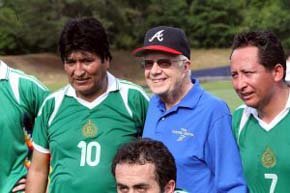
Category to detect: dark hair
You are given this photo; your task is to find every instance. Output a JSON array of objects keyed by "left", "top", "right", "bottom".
[
  {"left": 112, "top": 138, "right": 176, "bottom": 192},
  {"left": 58, "top": 17, "right": 112, "bottom": 63},
  {"left": 231, "top": 31, "right": 286, "bottom": 78}
]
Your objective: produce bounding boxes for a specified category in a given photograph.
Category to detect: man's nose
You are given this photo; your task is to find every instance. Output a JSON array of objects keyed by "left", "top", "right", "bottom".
[
  {"left": 150, "top": 61, "right": 162, "bottom": 74},
  {"left": 74, "top": 62, "right": 85, "bottom": 76},
  {"left": 235, "top": 75, "right": 247, "bottom": 91}
]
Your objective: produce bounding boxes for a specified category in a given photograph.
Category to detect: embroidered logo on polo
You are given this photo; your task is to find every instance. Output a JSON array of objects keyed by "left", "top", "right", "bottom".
[
  {"left": 82, "top": 119, "right": 97, "bottom": 138},
  {"left": 172, "top": 128, "right": 194, "bottom": 142},
  {"left": 261, "top": 147, "right": 276, "bottom": 168},
  {"left": 149, "top": 30, "right": 165, "bottom": 42}
]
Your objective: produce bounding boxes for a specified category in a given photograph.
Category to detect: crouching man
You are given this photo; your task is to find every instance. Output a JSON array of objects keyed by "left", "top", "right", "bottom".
[{"left": 112, "top": 139, "right": 188, "bottom": 193}]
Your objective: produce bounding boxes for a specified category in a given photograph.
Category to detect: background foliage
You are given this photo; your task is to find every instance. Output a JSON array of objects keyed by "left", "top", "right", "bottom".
[{"left": 1, "top": 0, "right": 290, "bottom": 55}]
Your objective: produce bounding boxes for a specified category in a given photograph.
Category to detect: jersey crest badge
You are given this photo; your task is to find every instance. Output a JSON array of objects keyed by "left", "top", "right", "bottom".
[
  {"left": 261, "top": 147, "right": 276, "bottom": 168},
  {"left": 82, "top": 120, "right": 98, "bottom": 138}
]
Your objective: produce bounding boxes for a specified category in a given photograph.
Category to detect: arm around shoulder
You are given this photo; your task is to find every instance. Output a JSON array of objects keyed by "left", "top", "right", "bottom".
[{"left": 26, "top": 149, "right": 50, "bottom": 193}]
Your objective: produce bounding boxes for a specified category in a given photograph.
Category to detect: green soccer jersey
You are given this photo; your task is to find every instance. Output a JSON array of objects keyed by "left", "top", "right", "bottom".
[
  {"left": 33, "top": 72, "right": 149, "bottom": 193},
  {"left": 0, "top": 61, "right": 49, "bottom": 193},
  {"left": 232, "top": 102, "right": 290, "bottom": 193}
]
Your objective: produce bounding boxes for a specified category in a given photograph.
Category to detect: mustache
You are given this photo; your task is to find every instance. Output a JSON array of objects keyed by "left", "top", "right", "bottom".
[{"left": 73, "top": 76, "right": 90, "bottom": 80}]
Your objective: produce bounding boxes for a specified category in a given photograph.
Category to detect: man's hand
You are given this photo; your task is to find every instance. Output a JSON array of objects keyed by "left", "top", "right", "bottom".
[{"left": 12, "top": 178, "right": 26, "bottom": 192}]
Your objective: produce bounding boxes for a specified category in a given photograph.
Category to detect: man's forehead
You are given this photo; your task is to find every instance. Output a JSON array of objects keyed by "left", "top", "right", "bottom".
[
  {"left": 66, "top": 50, "right": 97, "bottom": 59},
  {"left": 116, "top": 162, "right": 156, "bottom": 178},
  {"left": 116, "top": 162, "right": 156, "bottom": 170}
]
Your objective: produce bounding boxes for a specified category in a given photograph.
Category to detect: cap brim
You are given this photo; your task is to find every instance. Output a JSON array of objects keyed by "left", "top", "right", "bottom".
[{"left": 132, "top": 45, "right": 182, "bottom": 57}]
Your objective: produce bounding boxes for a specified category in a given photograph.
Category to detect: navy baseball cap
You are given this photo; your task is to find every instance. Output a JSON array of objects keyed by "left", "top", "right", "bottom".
[{"left": 132, "top": 26, "right": 190, "bottom": 59}]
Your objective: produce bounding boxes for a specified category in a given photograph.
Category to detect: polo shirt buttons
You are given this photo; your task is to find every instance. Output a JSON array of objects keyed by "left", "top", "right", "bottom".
[{"left": 161, "top": 117, "right": 165, "bottom": 121}]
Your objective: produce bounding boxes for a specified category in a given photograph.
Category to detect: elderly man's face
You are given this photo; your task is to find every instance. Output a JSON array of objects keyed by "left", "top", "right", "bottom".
[{"left": 143, "top": 53, "right": 189, "bottom": 99}]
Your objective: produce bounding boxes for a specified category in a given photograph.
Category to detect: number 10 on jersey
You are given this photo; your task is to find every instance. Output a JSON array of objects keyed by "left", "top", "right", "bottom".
[{"left": 78, "top": 141, "right": 101, "bottom": 166}]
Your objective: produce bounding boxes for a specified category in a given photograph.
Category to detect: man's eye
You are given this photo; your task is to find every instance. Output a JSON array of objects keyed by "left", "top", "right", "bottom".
[
  {"left": 231, "top": 72, "right": 237, "bottom": 78},
  {"left": 136, "top": 187, "right": 147, "bottom": 193},
  {"left": 65, "top": 60, "right": 75, "bottom": 65},
  {"left": 82, "top": 59, "right": 95, "bottom": 65},
  {"left": 244, "top": 71, "right": 253, "bottom": 75},
  {"left": 118, "top": 186, "right": 128, "bottom": 192}
]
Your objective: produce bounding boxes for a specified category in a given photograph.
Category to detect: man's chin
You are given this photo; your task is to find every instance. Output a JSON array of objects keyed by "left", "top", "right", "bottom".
[
  {"left": 75, "top": 85, "right": 91, "bottom": 95},
  {"left": 150, "top": 88, "right": 168, "bottom": 96},
  {"left": 244, "top": 100, "right": 258, "bottom": 108}
]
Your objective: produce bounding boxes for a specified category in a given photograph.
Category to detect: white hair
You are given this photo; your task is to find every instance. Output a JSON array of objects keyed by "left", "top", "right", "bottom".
[{"left": 175, "top": 55, "right": 191, "bottom": 77}]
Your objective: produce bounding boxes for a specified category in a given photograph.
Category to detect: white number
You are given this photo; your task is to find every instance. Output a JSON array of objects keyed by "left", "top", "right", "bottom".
[
  {"left": 77, "top": 141, "right": 101, "bottom": 166},
  {"left": 264, "top": 173, "right": 278, "bottom": 193}
]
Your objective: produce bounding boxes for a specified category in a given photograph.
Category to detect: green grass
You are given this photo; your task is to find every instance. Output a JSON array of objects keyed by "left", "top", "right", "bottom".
[
  {"left": 47, "top": 79, "right": 242, "bottom": 112},
  {"left": 47, "top": 81, "right": 67, "bottom": 91},
  {"left": 142, "top": 80, "right": 242, "bottom": 112},
  {"left": 201, "top": 80, "right": 242, "bottom": 111}
]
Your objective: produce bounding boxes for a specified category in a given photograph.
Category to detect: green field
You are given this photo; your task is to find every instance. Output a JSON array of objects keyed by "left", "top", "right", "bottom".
[
  {"left": 201, "top": 80, "right": 242, "bottom": 111},
  {"left": 44, "top": 78, "right": 242, "bottom": 113},
  {"left": 48, "top": 80, "right": 242, "bottom": 112},
  {"left": 3, "top": 50, "right": 241, "bottom": 112},
  {"left": 47, "top": 81, "right": 67, "bottom": 92},
  {"left": 135, "top": 80, "right": 242, "bottom": 112}
]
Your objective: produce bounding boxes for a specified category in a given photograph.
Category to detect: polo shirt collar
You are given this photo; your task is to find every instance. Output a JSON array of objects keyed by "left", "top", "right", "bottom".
[
  {"left": 177, "top": 78, "right": 204, "bottom": 109},
  {"left": 156, "top": 78, "right": 204, "bottom": 112}
]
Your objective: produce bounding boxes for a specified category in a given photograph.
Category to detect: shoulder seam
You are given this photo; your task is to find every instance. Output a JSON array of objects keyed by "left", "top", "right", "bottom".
[
  {"left": 119, "top": 81, "right": 149, "bottom": 101},
  {"left": 10, "top": 69, "right": 48, "bottom": 90}
]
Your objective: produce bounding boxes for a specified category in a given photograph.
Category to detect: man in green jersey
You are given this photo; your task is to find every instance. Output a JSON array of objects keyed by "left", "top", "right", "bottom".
[
  {"left": 0, "top": 60, "right": 49, "bottom": 193},
  {"left": 230, "top": 31, "right": 290, "bottom": 193},
  {"left": 26, "top": 17, "right": 148, "bottom": 193}
]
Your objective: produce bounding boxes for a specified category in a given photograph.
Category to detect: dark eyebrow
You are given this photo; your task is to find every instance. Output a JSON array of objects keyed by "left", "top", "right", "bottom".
[
  {"left": 117, "top": 183, "right": 128, "bottom": 188},
  {"left": 65, "top": 58, "right": 75, "bottom": 63},
  {"left": 133, "top": 183, "right": 150, "bottom": 189}
]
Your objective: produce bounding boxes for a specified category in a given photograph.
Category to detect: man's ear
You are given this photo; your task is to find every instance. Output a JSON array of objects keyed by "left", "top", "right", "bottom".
[
  {"left": 103, "top": 58, "right": 110, "bottom": 70},
  {"left": 272, "top": 63, "right": 284, "bottom": 82},
  {"left": 163, "top": 179, "right": 175, "bottom": 193},
  {"left": 183, "top": 60, "right": 191, "bottom": 72}
]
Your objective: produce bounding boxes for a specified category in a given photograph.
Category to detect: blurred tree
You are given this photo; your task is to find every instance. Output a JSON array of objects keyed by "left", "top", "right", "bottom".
[
  {"left": 0, "top": 2, "right": 24, "bottom": 54},
  {"left": 1, "top": 0, "right": 290, "bottom": 54},
  {"left": 0, "top": 0, "right": 64, "bottom": 54},
  {"left": 120, "top": 0, "right": 188, "bottom": 48},
  {"left": 240, "top": 0, "right": 290, "bottom": 48},
  {"left": 187, "top": 0, "right": 243, "bottom": 48}
]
